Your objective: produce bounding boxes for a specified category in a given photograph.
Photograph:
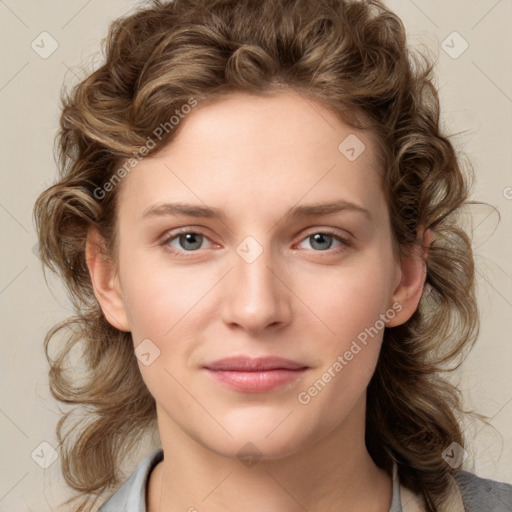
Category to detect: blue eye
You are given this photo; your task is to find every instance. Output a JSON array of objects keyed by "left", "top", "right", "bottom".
[
  {"left": 164, "top": 231, "right": 212, "bottom": 254},
  {"left": 297, "top": 230, "right": 349, "bottom": 252},
  {"left": 302, "top": 232, "right": 338, "bottom": 251},
  {"left": 161, "top": 228, "right": 350, "bottom": 258}
]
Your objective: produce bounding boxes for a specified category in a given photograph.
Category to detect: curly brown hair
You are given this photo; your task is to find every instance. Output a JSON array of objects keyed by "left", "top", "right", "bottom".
[{"left": 33, "top": 0, "right": 486, "bottom": 510}]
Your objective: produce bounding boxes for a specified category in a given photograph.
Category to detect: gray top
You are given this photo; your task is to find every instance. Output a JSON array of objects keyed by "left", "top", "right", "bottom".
[{"left": 98, "top": 447, "right": 512, "bottom": 512}]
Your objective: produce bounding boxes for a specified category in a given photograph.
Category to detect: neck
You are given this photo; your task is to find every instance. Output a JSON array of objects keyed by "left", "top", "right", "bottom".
[{"left": 148, "top": 398, "right": 392, "bottom": 512}]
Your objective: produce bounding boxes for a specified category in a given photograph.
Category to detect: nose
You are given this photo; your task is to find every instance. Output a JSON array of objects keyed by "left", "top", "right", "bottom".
[{"left": 219, "top": 242, "right": 292, "bottom": 334}]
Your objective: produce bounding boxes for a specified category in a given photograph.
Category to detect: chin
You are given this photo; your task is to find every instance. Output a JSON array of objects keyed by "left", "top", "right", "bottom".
[
  {"left": 198, "top": 419, "right": 313, "bottom": 463},
  {"left": 211, "top": 438, "right": 305, "bottom": 464}
]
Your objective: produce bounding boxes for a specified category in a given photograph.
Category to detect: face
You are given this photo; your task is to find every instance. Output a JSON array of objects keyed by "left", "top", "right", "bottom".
[{"left": 92, "top": 90, "right": 419, "bottom": 461}]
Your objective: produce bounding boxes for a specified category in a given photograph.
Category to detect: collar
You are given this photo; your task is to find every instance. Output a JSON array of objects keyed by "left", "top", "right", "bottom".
[{"left": 100, "top": 447, "right": 459, "bottom": 512}]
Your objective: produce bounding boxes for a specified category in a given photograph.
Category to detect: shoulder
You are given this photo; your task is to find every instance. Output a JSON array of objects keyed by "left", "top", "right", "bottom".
[
  {"left": 98, "top": 447, "right": 164, "bottom": 512},
  {"left": 453, "top": 470, "right": 512, "bottom": 512}
]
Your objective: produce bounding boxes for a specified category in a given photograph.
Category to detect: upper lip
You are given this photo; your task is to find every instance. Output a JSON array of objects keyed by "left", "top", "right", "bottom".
[{"left": 204, "top": 356, "right": 308, "bottom": 371}]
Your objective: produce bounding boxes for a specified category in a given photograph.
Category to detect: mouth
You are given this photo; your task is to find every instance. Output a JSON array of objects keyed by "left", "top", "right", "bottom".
[{"left": 203, "top": 356, "right": 309, "bottom": 393}]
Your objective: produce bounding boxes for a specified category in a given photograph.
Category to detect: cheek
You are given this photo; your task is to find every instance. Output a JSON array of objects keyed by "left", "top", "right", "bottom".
[
  {"left": 292, "top": 273, "right": 391, "bottom": 433},
  {"left": 121, "top": 256, "right": 213, "bottom": 341},
  {"left": 295, "top": 253, "right": 395, "bottom": 396},
  {"left": 301, "top": 256, "right": 395, "bottom": 343},
  {"left": 122, "top": 265, "right": 201, "bottom": 414},
  {"left": 119, "top": 255, "right": 219, "bottom": 398}
]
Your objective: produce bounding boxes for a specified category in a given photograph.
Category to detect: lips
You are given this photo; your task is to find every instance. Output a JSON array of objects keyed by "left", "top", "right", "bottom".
[
  {"left": 203, "top": 356, "right": 308, "bottom": 372},
  {"left": 203, "top": 356, "right": 309, "bottom": 393}
]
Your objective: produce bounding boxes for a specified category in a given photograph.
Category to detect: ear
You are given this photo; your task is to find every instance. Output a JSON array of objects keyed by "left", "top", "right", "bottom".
[
  {"left": 386, "top": 227, "right": 433, "bottom": 328},
  {"left": 85, "top": 227, "right": 131, "bottom": 332}
]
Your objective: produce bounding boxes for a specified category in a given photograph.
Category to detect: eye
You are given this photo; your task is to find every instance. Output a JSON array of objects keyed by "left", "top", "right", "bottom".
[
  {"left": 296, "top": 230, "right": 350, "bottom": 253},
  {"left": 160, "top": 228, "right": 351, "bottom": 258},
  {"left": 161, "top": 230, "right": 215, "bottom": 257}
]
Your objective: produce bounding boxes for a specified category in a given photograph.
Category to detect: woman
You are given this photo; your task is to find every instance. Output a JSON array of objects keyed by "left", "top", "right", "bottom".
[{"left": 33, "top": 0, "right": 512, "bottom": 511}]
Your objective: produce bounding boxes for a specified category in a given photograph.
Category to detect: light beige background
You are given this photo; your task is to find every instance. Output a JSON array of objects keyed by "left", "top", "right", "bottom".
[{"left": 0, "top": 0, "right": 511, "bottom": 510}]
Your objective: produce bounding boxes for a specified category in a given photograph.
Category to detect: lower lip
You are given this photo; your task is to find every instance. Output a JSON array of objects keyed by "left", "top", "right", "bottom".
[{"left": 204, "top": 368, "right": 308, "bottom": 393}]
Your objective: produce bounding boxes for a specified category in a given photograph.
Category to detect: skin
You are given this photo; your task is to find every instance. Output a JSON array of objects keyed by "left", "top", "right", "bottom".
[{"left": 87, "top": 89, "right": 429, "bottom": 512}]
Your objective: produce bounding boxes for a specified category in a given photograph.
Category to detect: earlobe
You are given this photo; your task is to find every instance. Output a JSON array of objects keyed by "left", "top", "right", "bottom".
[
  {"left": 386, "top": 228, "right": 432, "bottom": 328},
  {"left": 85, "top": 228, "right": 131, "bottom": 332}
]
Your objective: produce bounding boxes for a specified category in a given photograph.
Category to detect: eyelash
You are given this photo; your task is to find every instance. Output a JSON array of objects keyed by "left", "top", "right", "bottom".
[{"left": 160, "top": 228, "right": 351, "bottom": 258}]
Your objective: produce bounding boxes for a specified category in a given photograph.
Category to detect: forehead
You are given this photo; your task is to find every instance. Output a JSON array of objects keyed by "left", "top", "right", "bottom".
[
  {"left": 155, "top": 91, "right": 380, "bottom": 167},
  {"left": 116, "top": 90, "right": 386, "bottom": 223}
]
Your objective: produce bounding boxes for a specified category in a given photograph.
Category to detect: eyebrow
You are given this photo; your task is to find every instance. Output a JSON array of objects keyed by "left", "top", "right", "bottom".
[{"left": 141, "top": 199, "right": 372, "bottom": 222}]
